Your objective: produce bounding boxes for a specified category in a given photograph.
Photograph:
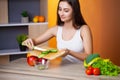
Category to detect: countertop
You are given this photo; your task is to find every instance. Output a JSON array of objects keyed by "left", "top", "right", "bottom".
[{"left": 0, "top": 58, "right": 120, "bottom": 80}]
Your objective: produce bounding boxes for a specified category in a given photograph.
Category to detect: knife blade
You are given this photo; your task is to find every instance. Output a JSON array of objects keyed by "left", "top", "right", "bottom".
[{"left": 33, "top": 46, "right": 47, "bottom": 51}]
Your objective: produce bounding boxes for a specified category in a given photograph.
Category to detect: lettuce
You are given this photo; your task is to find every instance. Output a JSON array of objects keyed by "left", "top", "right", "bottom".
[{"left": 92, "top": 59, "right": 120, "bottom": 76}]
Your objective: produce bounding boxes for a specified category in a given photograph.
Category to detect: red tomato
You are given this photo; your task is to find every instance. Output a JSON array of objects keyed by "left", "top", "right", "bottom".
[
  {"left": 85, "top": 69, "right": 93, "bottom": 75},
  {"left": 87, "top": 66, "right": 94, "bottom": 71},
  {"left": 93, "top": 68, "right": 101, "bottom": 75},
  {"left": 27, "top": 56, "right": 38, "bottom": 66}
]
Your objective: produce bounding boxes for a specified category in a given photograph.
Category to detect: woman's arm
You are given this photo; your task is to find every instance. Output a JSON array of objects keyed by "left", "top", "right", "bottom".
[
  {"left": 22, "top": 26, "right": 58, "bottom": 49},
  {"left": 67, "top": 25, "right": 93, "bottom": 61},
  {"left": 33, "top": 27, "right": 57, "bottom": 45}
]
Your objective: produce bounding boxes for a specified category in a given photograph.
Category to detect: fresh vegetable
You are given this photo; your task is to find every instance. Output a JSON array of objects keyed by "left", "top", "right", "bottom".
[
  {"left": 84, "top": 54, "right": 120, "bottom": 76},
  {"left": 86, "top": 68, "right": 93, "bottom": 75},
  {"left": 87, "top": 66, "right": 94, "bottom": 71},
  {"left": 85, "top": 66, "right": 100, "bottom": 75},
  {"left": 38, "top": 50, "right": 50, "bottom": 58},
  {"left": 92, "top": 59, "right": 120, "bottom": 76},
  {"left": 93, "top": 68, "right": 101, "bottom": 75},
  {"left": 49, "top": 49, "right": 58, "bottom": 53},
  {"left": 27, "top": 56, "right": 38, "bottom": 66},
  {"left": 38, "top": 49, "right": 58, "bottom": 58},
  {"left": 86, "top": 54, "right": 100, "bottom": 64},
  {"left": 84, "top": 53, "right": 100, "bottom": 68},
  {"left": 85, "top": 66, "right": 94, "bottom": 75}
]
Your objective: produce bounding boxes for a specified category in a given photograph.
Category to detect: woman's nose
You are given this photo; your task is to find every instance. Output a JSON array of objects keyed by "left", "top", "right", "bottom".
[{"left": 59, "top": 11, "right": 64, "bottom": 16}]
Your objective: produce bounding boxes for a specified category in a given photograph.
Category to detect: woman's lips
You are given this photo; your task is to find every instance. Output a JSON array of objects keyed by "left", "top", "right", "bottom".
[{"left": 60, "top": 17, "right": 65, "bottom": 20}]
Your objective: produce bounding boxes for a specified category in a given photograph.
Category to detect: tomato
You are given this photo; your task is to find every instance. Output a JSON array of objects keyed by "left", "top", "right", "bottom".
[
  {"left": 85, "top": 69, "right": 93, "bottom": 75},
  {"left": 27, "top": 56, "right": 38, "bottom": 66},
  {"left": 93, "top": 68, "right": 101, "bottom": 75},
  {"left": 87, "top": 66, "right": 94, "bottom": 71}
]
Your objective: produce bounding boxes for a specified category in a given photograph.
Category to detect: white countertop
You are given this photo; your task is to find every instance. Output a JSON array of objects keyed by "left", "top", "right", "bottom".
[{"left": 0, "top": 58, "right": 120, "bottom": 80}]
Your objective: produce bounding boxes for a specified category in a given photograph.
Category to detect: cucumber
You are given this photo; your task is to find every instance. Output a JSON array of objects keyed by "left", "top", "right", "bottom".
[
  {"left": 84, "top": 53, "right": 100, "bottom": 68},
  {"left": 38, "top": 49, "right": 58, "bottom": 58},
  {"left": 49, "top": 49, "right": 58, "bottom": 53},
  {"left": 38, "top": 51, "right": 49, "bottom": 58},
  {"left": 86, "top": 54, "right": 100, "bottom": 64}
]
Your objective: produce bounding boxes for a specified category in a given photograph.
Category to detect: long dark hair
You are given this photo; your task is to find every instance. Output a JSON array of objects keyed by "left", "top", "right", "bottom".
[{"left": 57, "top": 0, "right": 86, "bottom": 29}]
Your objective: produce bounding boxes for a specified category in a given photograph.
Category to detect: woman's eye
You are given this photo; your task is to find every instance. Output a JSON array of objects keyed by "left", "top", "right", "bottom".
[
  {"left": 58, "top": 7, "right": 62, "bottom": 11},
  {"left": 65, "top": 10, "right": 69, "bottom": 12},
  {"left": 64, "top": 9, "right": 69, "bottom": 12}
]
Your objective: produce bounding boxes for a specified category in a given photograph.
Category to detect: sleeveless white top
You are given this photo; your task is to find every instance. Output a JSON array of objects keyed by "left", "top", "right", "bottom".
[{"left": 56, "top": 26, "right": 84, "bottom": 63}]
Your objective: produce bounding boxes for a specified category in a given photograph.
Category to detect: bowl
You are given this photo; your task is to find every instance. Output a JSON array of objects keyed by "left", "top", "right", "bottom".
[{"left": 35, "top": 58, "right": 49, "bottom": 70}]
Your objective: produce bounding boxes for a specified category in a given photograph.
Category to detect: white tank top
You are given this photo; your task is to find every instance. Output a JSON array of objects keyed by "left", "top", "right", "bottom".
[{"left": 56, "top": 26, "right": 84, "bottom": 63}]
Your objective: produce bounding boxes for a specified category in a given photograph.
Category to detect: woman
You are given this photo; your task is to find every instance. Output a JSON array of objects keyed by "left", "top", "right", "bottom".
[{"left": 22, "top": 0, "right": 93, "bottom": 63}]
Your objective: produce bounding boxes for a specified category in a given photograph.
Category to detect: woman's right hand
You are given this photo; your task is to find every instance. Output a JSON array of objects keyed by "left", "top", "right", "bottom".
[{"left": 22, "top": 38, "right": 34, "bottom": 50}]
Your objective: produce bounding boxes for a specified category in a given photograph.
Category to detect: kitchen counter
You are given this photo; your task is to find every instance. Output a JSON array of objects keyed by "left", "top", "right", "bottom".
[{"left": 0, "top": 58, "right": 120, "bottom": 80}]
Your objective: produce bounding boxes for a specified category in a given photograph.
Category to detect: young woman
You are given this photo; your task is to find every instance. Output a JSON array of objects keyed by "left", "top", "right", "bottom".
[{"left": 22, "top": 0, "right": 93, "bottom": 63}]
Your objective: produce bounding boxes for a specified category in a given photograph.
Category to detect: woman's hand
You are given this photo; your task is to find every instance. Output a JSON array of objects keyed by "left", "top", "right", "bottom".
[
  {"left": 60, "top": 48, "right": 70, "bottom": 57},
  {"left": 22, "top": 38, "right": 34, "bottom": 50}
]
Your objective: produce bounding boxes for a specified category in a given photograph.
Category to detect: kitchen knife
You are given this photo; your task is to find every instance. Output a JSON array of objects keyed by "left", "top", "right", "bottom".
[{"left": 33, "top": 46, "right": 47, "bottom": 51}]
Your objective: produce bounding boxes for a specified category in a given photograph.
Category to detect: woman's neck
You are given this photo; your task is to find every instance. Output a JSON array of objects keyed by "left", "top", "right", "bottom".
[{"left": 63, "top": 20, "right": 74, "bottom": 29}]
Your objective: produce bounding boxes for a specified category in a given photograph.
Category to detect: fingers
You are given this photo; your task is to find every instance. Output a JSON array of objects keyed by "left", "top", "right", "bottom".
[
  {"left": 65, "top": 48, "right": 70, "bottom": 54},
  {"left": 22, "top": 38, "right": 34, "bottom": 50},
  {"left": 59, "top": 48, "right": 70, "bottom": 57}
]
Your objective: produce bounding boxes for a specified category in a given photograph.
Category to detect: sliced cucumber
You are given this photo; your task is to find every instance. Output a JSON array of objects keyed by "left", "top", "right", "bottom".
[
  {"left": 38, "top": 49, "right": 58, "bottom": 58},
  {"left": 49, "top": 49, "right": 58, "bottom": 53}
]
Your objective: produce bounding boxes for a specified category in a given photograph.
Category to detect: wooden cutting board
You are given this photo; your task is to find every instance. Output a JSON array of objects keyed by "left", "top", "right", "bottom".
[
  {"left": 28, "top": 47, "right": 65, "bottom": 60},
  {"left": 43, "top": 50, "right": 65, "bottom": 60}
]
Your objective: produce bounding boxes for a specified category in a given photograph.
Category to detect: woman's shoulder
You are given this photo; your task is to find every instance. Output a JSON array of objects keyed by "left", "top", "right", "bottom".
[
  {"left": 49, "top": 26, "right": 58, "bottom": 31},
  {"left": 80, "top": 25, "right": 91, "bottom": 32},
  {"left": 80, "top": 25, "right": 90, "bottom": 30},
  {"left": 48, "top": 26, "right": 59, "bottom": 36},
  {"left": 49, "top": 25, "right": 62, "bottom": 31},
  {"left": 80, "top": 25, "right": 91, "bottom": 35}
]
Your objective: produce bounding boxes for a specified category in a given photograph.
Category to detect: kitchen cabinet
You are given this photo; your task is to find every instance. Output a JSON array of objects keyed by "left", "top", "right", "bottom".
[
  {"left": 0, "top": 0, "right": 8, "bottom": 24},
  {"left": 0, "top": 0, "right": 47, "bottom": 23},
  {"left": 0, "top": 22, "right": 48, "bottom": 64},
  {"left": 0, "top": 0, "right": 48, "bottom": 64}
]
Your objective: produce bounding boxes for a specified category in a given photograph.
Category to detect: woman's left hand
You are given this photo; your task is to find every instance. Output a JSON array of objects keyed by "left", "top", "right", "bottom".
[{"left": 60, "top": 48, "right": 70, "bottom": 57}]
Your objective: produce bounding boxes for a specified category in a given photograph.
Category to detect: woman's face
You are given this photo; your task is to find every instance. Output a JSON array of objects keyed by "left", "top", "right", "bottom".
[{"left": 58, "top": 1, "right": 73, "bottom": 22}]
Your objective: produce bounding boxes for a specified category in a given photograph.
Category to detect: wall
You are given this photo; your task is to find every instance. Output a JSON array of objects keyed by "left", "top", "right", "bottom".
[
  {"left": 48, "top": 0, "right": 120, "bottom": 65},
  {"left": 48, "top": 0, "right": 59, "bottom": 48},
  {"left": 80, "top": 0, "right": 120, "bottom": 66},
  {"left": 8, "top": 0, "right": 40, "bottom": 22},
  {"left": 40, "top": 0, "right": 48, "bottom": 21}
]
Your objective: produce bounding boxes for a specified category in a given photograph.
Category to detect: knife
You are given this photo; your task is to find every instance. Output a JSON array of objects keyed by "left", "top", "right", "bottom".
[
  {"left": 33, "top": 46, "right": 47, "bottom": 51},
  {"left": 22, "top": 42, "right": 47, "bottom": 51}
]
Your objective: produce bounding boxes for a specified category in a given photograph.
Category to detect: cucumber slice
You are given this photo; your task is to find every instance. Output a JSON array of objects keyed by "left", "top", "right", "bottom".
[{"left": 49, "top": 49, "right": 58, "bottom": 53}]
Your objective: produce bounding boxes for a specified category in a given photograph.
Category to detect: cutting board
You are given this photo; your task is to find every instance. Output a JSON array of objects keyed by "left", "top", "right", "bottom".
[{"left": 28, "top": 47, "right": 66, "bottom": 60}]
